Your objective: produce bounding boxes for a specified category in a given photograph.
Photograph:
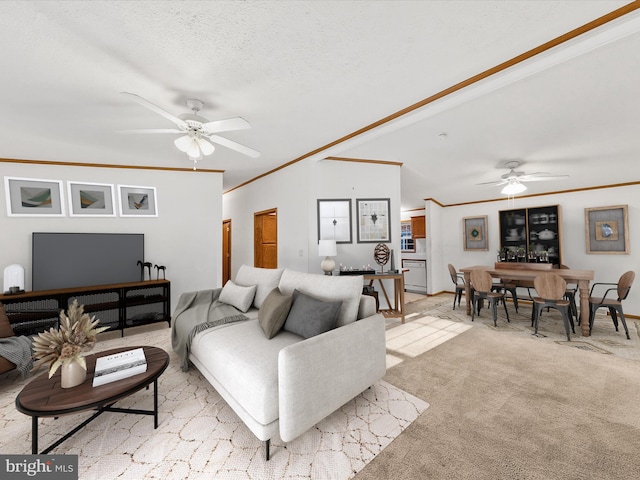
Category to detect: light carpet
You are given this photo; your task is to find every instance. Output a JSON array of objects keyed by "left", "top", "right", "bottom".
[
  {"left": 355, "top": 294, "right": 640, "bottom": 479},
  {"left": 0, "top": 326, "right": 428, "bottom": 480}
]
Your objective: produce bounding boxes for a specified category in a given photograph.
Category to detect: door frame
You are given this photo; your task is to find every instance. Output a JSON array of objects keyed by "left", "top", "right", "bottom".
[
  {"left": 222, "top": 219, "right": 232, "bottom": 285},
  {"left": 254, "top": 208, "right": 277, "bottom": 268}
]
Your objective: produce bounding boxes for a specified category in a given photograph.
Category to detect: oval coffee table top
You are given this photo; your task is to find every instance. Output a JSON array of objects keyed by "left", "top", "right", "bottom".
[{"left": 16, "top": 345, "right": 169, "bottom": 417}]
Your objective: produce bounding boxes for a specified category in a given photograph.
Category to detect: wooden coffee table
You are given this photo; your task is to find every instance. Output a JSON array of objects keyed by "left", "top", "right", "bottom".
[{"left": 15, "top": 345, "right": 169, "bottom": 454}]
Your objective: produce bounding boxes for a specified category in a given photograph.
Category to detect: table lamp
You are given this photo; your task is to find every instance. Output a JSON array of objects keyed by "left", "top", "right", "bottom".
[{"left": 318, "top": 240, "right": 337, "bottom": 275}]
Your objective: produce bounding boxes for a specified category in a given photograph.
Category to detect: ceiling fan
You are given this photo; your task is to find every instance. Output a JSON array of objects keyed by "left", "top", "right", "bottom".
[
  {"left": 119, "top": 92, "right": 260, "bottom": 169},
  {"left": 477, "top": 161, "right": 569, "bottom": 195}
]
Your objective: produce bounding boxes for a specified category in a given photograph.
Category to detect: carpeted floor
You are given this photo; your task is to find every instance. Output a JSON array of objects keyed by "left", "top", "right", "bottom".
[
  {"left": 0, "top": 324, "right": 427, "bottom": 479},
  {"left": 3, "top": 294, "right": 640, "bottom": 479},
  {"left": 355, "top": 294, "right": 640, "bottom": 480}
]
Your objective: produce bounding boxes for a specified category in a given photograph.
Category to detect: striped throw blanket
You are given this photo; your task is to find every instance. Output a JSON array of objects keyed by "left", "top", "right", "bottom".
[{"left": 171, "top": 289, "right": 247, "bottom": 371}]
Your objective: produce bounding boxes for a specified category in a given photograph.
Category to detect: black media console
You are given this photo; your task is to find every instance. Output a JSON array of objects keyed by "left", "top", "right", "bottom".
[{"left": 0, "top": 280, "right": 170, "bottom": 337}]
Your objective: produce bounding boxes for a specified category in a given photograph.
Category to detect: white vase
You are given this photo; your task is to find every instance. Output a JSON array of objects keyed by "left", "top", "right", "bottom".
[{"left": 61, "top": 358, "right": 86, "bottom": 388}]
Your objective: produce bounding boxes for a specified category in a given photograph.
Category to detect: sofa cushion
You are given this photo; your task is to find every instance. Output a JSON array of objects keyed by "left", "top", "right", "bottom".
[
  {"left": 235, "top": 265, "right": 284, "bottom": 309},
  {"left": 278, "top": 270, "right": 363, "bottom": 326},
  {"left": 283, "top": 290, "right": 341, "bottom": 339},
  {"left": 0, "top": 303, "right": 14, "bottom": 339},
  {"left": 258, "top": 288, "right": 293, "bottom": 339},
  {"left": 219, "top": 281, "right": 256, "bottom": 313},
  {"left": 190, "top": 319, "right": 302, "bottom": 425}
]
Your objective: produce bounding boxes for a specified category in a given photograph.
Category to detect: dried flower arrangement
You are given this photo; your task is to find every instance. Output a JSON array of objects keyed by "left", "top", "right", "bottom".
[{"left": 32, "top": 299, "right": 109, "bottom": 377}]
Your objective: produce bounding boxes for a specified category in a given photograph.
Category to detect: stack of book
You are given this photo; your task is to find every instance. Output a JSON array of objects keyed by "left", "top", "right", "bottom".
[{"left": 92, "top": 348, "right": 147, "bottom": 387}]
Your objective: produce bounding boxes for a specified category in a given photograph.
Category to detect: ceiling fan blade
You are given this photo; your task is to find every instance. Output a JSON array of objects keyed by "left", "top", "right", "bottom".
[
  {"left": 116, "top": 128, "right": 183, "bottom": 134},
  {"left": 202, "top": 117, "right": 251, "bottom": 133},
  {"left": 207, "top": 135, "right": 261, "bottom": 158},
  {"left": 519, "top": 174, "right": 570, "bottom": 182},
  {"left": 121, "top": 92, "right": 188, "bottom": 129},
  {"left": 476, "top": 179, "right": 508, "bottom": 186}
]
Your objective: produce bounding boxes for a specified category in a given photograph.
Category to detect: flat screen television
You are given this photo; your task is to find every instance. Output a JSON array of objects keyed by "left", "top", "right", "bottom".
[{"left": 32, "top": 233, "right": 144, "bottom": 291}]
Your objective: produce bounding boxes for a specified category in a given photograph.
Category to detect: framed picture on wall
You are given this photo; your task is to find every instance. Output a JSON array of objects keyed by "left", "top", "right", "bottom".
[
  {"left": 585, "top": 205, "right": 629, "bottom": 254},
  {"left": 357, "top": 198, "right": 391, "bottom": 243},
  {"left": 118, "top": 185, "right": 158, "bottom": 217},
  {"left": 317, "top": 199, "right": 352, "bottom": 243},
  {"left": 4, "top": 176, "right": 65, "bottom": 217},
  {"left": 463, "top": 216, "right": 488, "bottom": 251},
  {"left": 67, "top": 181, "right": 116, "bottom": 217}
]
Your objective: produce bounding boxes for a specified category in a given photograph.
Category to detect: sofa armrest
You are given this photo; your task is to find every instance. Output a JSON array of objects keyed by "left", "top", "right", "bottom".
[
  {"left": 358, "top": 294, "right": 376, "bottom": 319},
  {"left": 278, "top": 313, "right": 386, "bottom": 442}
]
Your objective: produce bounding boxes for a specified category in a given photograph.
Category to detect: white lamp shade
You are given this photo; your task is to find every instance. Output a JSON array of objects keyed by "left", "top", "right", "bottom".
[
  {"left": 501, "top": 181, "right": 527, "bottom": 195},
  {"left": 3, "top": 264, "right": 24, "bottom": 292},
  {"left": 318, "top": 239, "right": 337, "bottom": 257}
]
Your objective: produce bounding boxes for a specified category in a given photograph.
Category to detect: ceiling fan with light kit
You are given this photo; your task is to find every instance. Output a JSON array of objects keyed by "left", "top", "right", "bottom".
[
  {"left": 477, "top": 160, "right": 569, "bottom": 195},
  {"left": 119, "top": 92, "right": 260, "bottom": 169}
]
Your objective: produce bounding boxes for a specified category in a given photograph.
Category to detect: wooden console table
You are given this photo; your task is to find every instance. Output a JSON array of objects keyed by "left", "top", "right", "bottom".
[
  {"left": 364, "top": 272, "right": 405, "bottom": 323},
  {"left": 0, "top": 280, "right": 171, "bottom": 337}
]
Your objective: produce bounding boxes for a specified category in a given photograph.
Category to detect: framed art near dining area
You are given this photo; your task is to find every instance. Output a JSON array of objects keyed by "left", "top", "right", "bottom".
[
  {"left": 68, "top": 181, "right": 116, "bottom": 217},
  {"left": 4, "top": 177, "right": 65, "bottom": 217},
  {"left": 357, "top": 198, "right": 391, "bottom": 243},
  {"left": 585, "top": 205, "right": 629, "bottom": 254},
  {"left": 118, "top": 185, "right": 158, "bottom": 217},
  {"left": 317, "top": 199, "right": 352, "bottom": 243},
  {"left": 463, "top": 215, "right": 488, "bottom": 251}
]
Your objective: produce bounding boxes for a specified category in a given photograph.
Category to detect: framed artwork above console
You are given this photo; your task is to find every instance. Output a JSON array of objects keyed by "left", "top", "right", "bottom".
[
  {"left": 118, "top": 185, "right": 158, "bottom": 217},
  {"left": 68, "top": 181, "right": 116, "bottom": 217},
  {"left": 4, "top": 176, "right": 65, "bottom": 217}
]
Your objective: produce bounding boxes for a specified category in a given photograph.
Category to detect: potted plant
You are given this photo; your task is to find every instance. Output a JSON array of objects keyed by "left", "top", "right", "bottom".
[{"left": 32, "top": 299, "right": 109, "bottom": 388}]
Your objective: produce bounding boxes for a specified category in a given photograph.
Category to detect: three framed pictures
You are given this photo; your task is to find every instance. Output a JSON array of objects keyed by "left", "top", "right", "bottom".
[{"left": 4, "top": 177, "right": 158, "bottom": 217}]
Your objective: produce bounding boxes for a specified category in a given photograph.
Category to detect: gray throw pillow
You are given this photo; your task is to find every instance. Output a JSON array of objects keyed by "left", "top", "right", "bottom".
[
  {"left": 219, "top": 280, "right": 256, "bottom": 313},
  {"left": 258, "top": 288, "right": 293, "bottom": 339},
  {"left": 283, "top": 289, "right": 342, "bottom": 339}
]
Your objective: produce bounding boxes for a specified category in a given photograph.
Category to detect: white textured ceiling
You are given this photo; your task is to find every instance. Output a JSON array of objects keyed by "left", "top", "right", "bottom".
[{"left": 0, "top": 1, "right": 638, "bottom": 209}]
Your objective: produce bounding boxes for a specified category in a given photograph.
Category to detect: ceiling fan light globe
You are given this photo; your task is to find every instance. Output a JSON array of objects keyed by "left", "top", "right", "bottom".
[
  {"left": 501, "top": 182, "right": 527, "bottom": 195},
  {"left": 186, "top": 140, "right": 201, "bottom": 158},
  {"left": 174, "top": 135, "right": 192, "bottom": 153},
  {"left": 197, "top": 138, "right": 215, "bottom": 156}
]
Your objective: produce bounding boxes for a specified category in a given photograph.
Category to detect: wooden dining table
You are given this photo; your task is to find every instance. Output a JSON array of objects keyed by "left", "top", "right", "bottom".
[{"left": 460, "top": 264, "right": 595, "bottom": 336}]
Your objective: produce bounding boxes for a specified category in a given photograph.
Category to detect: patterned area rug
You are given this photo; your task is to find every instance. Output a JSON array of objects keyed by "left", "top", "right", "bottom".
[
  {"left": 0, "top": 326, "right": 428, "bottom": 479},
  {"left": 406, "top": 294, "right": 640, "bottom": 362}
]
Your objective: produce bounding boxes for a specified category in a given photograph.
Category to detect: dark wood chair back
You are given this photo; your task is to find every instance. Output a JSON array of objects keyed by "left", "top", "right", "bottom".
[
  {"left": 618, "top": 271, "right": 635, "bottom": 300},
  {"left": 470, "top": 270, "right": 493, "bottom": 294},
  {"left": 448, "top": 264, "right": 458, "bottom": 285},
  {"left": 533, "top": 273, "right": 566, "bottom": 301}
]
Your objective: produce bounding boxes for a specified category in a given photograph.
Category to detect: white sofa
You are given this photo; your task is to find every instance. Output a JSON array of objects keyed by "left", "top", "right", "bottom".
[{"left": 171, "top": 265, "right": 387, "bottom": 460}]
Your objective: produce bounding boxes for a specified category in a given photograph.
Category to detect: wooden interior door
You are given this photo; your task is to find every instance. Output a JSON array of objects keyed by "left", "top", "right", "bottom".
[
  {"left": 254, "top": 209, "right": 277, "bottom": 268},
  {"left": 222, "top": 219, "right": 231, "bottom": 285}
]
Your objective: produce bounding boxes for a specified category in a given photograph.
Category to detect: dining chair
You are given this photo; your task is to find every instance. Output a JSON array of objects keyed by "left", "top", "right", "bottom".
[
  {"left": 470, "top": 270, "right": 509, "bottom": 326},
  {"left": 448, "top": 264, "right": 472, "bottom": 310},
  {"left": 491, "top": 279, "right": 519, "bottom": 312},
  {"left": 588, "top": 271, "right": 635, "bottom": 340},
  {"left": 532, "top": 273, "right": 575, "bottom": 341},
  {"left": 560, "top": 265, "right": 578, "bottom": 322}
]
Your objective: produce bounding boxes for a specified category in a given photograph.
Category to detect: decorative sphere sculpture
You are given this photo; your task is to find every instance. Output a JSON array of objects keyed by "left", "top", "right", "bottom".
[{"left": 373, "top": 243, "right": 390, "bottom": 272}]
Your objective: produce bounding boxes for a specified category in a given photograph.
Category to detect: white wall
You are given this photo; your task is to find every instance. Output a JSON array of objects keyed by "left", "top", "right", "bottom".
[
  {"left": 223, "top": 160, "right": 310, "bottom": 277},
  {"left": 223, "top": 158, "right": 402, "bottom": 309},
  {"left": 312, "top": 160, "right": 401, "bottom": 276},
  {"left": 1, "top": 162, "right": 223, "bottom": 310},
  {"left": 432, "top": 185, "right": 640, "bottom": 316}
]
